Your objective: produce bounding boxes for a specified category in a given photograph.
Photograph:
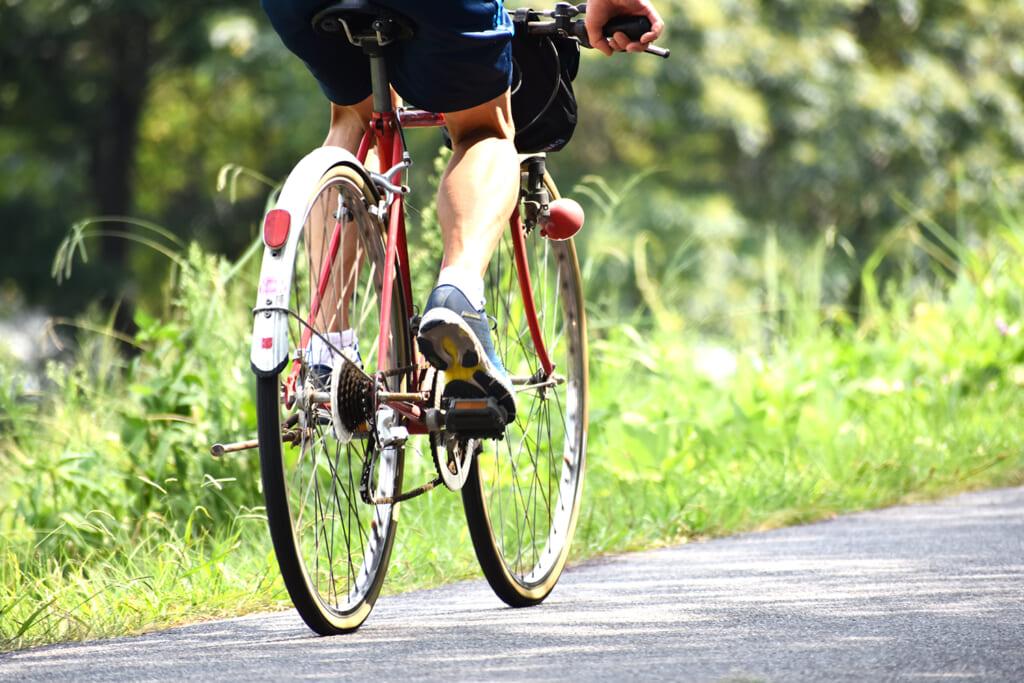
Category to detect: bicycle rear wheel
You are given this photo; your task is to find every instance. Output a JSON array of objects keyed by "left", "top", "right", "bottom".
[
  {"left": 255, "top": 163, "right": 410, "bottom": 634},
  {"left": 461, "top": 168, "right": 589, "bottom": 606}
]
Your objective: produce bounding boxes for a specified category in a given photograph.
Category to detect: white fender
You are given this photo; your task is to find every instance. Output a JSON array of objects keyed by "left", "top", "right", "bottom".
[{"left": 250, "top": 146, "right": 371, "bottom": 376}]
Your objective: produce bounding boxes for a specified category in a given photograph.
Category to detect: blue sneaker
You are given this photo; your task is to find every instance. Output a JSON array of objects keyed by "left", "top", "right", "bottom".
[{"left": 417, "top": 285, "right": 516, "bottom": 422}]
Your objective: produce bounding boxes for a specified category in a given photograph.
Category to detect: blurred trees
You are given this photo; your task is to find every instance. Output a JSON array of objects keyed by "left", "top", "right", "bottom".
[
  {"left": 568, "top": 0, "right": 1024, "bottom": 324},
  {"left": 2, "top": 0, "right": 1023, "bottom": 325},
  {"left": 0, "top": 0, "right": 319, "bottom": 315}
]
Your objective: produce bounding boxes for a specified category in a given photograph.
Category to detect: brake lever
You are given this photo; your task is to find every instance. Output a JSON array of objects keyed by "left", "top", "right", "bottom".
[{"left": 640, "top": 44, "right": 670, "bottom": 58}]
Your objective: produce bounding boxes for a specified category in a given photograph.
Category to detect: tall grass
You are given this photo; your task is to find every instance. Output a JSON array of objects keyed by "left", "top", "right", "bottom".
[
  {"left": 2, "top": 182, "right": 1023, "bottom": 651},
  {"left": 573, "top": 180, "right": 1024, "bottom": 549},
  {"left": 1, "top": 225, "right": 280, "bottom": 649}
]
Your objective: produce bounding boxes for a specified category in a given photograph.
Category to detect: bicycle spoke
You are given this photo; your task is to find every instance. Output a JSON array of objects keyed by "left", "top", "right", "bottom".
[
  {"left": 256, "top": 165, "right": 407, "bottom": 634},
  {"left": 462, "top": 167, "right": 588, "bottom": 606}
]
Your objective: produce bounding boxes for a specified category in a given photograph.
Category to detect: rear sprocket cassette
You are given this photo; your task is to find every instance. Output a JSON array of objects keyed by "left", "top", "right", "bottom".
[{"left": 330, "top": 353, "right": 375, "bottom": 443}]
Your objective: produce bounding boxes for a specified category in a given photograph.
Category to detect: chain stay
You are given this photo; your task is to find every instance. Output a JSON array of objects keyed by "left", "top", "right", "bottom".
[{"left": 356, "top": 360, "right": 451, "bottom": 505}]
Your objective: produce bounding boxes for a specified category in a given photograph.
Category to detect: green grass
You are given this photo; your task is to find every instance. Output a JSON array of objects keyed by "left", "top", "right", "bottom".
[
  {"left": 566, "top": 175, "right": 1024, "bottom": 540},
  {"left": 2, "top": 191, "right": 1024, "bottom": 652}
]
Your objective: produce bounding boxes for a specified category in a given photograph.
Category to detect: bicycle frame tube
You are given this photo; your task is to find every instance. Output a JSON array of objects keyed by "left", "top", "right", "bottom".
[
  {"left": 351, "top": 108, "right": 447, "bottom": 371},
  {"left": 323, "top": 106, "right": 557, "bottom": 382},
  {"left": 284, "top": 215, "right": 344, "bottom": 395},
  {"left": 304, "top": 220, "right": 344, "bottom": 349},
  {"left": 360, "top": 111, "right": 404, "bottom": 370},
  {"left": 510, "top": 205, "right": 555, "bottom": 377}
]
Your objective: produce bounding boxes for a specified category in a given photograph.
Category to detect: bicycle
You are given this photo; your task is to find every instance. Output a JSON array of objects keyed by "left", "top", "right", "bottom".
[{"left": 214, "top": 1, "right": 667, "bottom": 634}]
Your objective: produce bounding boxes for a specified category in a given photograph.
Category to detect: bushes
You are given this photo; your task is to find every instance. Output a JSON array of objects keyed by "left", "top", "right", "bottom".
[
  {"left": 3, "top": 175, "right": 1024, "bottom": 651},
  {"left": 1, "top": 235, "right": 272, "bottom": 649}
]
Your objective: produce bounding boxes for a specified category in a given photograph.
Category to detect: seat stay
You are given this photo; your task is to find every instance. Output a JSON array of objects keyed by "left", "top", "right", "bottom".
[
  {"left": 509, "top": 205, "right": 556, "bottom": 377},
  {"left": 354, "top": 105, "right": 448, "bottom": 373}
]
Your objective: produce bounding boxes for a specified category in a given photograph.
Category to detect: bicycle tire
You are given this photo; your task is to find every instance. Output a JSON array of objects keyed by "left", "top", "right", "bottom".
[
  {"left": 461, "top": 169, "right": 589, "bottom": 606},
  {"left": 255, "top": 163, "right": 411, "bottom": 634}
]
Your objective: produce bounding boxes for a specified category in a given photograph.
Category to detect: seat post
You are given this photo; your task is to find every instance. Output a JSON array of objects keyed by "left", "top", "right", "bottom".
[
  {"left": 368, "top": 51, "right": 391, "bottom": 114},
  {"left": 310, "top": 2, "right": 412, "bottom": 115}
]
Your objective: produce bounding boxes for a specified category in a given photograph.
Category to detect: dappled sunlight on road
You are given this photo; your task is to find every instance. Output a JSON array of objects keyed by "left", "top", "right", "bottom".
[{"left": 3, "top": 487, "right": 1022, "bottom": 682}]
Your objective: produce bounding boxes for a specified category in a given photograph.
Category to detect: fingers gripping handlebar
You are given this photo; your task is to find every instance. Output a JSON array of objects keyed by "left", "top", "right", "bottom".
[
  {"left": 597, "top": 16, "right": 665, "bottom": 53},
  {"left": 523, "top": 2, "right": 670, "bottom": 59}
]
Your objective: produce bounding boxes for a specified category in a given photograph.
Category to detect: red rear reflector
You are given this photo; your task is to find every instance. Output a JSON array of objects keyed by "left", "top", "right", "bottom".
[{"left": 263, "top": 209, "right": 290, "bottom": 248}]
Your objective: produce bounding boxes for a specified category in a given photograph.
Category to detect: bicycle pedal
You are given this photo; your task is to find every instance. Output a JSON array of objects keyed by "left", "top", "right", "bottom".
[{"left": 444, "top": 397, "right": 507, "bottom": 440}]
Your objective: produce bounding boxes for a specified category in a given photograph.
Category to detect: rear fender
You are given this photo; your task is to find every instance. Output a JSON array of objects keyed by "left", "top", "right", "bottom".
[{"left": 250, "top": 147, "right": 374, "bottom": 377}]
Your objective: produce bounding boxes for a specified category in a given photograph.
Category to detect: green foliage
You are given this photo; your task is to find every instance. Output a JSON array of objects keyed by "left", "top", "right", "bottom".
[
  {"left": 6, "top": 0, "right": 1024, "bottom": 321},
  {"left": 0, "top": 3, "right": 301, "bottom": 312},
  {"left": 1, "top": 230, "right": 269, "bottom": 650},
  {"left": 4, "top": 0, "right": 1024, "bottom": 653},
  {"left": 566, "top": 0, "right": 1024, "bottom": 311},
  {"left": 576, "top": 187, "right": 1024, "bottom": 549},
  {"left": 4, "top": 178, "right": 1024, "bottom": 652}
]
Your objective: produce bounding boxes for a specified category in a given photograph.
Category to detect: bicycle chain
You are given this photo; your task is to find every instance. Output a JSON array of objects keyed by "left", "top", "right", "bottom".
[
  {"left": 357, "top": 370, "right": 383, "bottom": 506},
  {"left": 358, "top": 361, "right": 429, "bottom": 506}
]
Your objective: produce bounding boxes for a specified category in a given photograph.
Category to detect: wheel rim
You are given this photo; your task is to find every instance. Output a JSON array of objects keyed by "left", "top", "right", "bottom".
[
  {"left": 260, "top": 167, "right": 407, "bottom": 630},
  {"left": 464, "top": 198, "right": 589, "bottom": 600}
]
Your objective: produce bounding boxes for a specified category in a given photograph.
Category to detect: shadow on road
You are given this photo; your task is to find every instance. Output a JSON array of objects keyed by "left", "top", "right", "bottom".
[{"left": 3, "top": 487, "right": 1022, "bottom": 681}]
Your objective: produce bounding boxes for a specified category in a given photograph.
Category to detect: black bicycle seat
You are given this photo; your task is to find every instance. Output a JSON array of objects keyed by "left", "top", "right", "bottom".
[{"left": 312, "top": 0, "right": 415, "bottom": 48}]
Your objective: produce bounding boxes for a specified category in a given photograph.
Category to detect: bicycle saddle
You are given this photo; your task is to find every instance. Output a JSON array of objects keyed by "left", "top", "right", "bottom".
[{"left": 312, "top": 0, "right": 415, "bottom": 48}]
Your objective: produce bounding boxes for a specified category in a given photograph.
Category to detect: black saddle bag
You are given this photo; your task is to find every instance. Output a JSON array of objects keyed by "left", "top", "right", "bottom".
[{"left": 509, "top": 11, "right": 581, "bottom": 153}]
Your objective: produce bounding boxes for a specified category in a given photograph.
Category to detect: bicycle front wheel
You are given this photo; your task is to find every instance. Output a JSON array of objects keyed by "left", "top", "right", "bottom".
[
  {"left": 255, "top": 163, "right": 410, "bottom": 634},
  {"left": 461, "top": 170, "right": 589, "bottom": 606}
]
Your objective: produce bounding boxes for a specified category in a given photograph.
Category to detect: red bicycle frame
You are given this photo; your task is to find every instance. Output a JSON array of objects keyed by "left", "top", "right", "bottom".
[{"left": 293, "top": 105, "right": 557, "bottom": 416}]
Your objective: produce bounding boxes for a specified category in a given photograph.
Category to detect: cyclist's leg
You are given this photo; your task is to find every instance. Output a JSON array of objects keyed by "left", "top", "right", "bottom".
[
  {"left": 324, "top": 97, "right": 374, "bottom": 150},
  {"left": 462, "top": 167, "right": 589, "bottom": 607},
  {"left": 306, "top": 97, "right": 376, "bottom": 371},
  {"left": 416, "top": 91, "right": 520, "bottom": 421},
  {"left": 437, "top": 90, "right": 519, "bottom": 281}
]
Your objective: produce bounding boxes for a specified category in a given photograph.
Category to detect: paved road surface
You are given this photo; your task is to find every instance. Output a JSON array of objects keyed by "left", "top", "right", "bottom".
[{"left": 3, "top": 486, "right": 1022, "bottom": 682}]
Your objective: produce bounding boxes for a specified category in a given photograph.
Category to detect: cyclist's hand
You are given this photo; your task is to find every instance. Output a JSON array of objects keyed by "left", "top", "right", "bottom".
[{"left": 585, "top": 0, "right": 664, "bottom": 56}]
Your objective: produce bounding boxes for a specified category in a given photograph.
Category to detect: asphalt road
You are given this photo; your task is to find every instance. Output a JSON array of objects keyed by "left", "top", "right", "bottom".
[{"left": 3, "top": 486, "right": 1022, "bottom": 682}]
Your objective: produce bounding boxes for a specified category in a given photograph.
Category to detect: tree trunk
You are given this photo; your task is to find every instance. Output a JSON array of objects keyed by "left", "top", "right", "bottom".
[{"left": 86, "top": 14, "right": 154, "bottom": 340}]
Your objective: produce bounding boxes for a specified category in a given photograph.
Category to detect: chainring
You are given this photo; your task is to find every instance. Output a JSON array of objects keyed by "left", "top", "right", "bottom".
[
  {"left": 440, "top": 436, "right": 479, "bottom": 491},
  {"left": 424, "top": 367, "right": 479, "bottom": 491}
]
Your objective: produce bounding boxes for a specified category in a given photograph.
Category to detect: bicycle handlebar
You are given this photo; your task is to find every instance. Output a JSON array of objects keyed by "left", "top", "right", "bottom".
[
  {"left": 599, "top": 16, "right": 655, "bottom": 40},
  {"left": 522, "top": 3, "right": 670, "bottom": 59}
]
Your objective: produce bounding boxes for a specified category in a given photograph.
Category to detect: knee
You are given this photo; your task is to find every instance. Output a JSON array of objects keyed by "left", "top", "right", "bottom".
[{"left": 448, "top": 125, "right": 514, "bottom": 152}]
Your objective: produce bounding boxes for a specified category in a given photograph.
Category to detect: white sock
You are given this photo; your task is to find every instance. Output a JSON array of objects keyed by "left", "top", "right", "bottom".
[
  {"left": 307, "top": 329, "right": 357, "bottom": 366},
  {"left": 437, "top": 265, "right": 485, "bottom": 311}
]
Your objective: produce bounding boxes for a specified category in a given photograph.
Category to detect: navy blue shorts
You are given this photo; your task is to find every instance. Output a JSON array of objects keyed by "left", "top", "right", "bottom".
[{"left": 261, "top": 0, "right": 514, "bottom": 113}]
